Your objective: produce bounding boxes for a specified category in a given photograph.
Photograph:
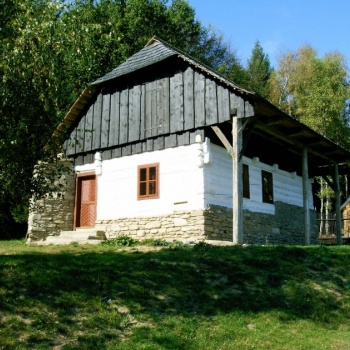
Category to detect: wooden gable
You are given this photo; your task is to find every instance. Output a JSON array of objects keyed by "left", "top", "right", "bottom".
[{"left": 64, "top": 53, "right": 254, "bottom": 162}]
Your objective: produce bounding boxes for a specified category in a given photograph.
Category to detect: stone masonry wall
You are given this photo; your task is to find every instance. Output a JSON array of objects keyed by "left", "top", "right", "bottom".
[
  {"left": 95, "top": 210, "right": 208, "bottom": 242},
  {"left": 27, "top": 160, "right": 75, "bottom": 242},
  {"left": 243, "top": 201, "right": 318, "bottom": 245},
  {"left": 96, "top": 202, "right": 317, "bottom": 245}
]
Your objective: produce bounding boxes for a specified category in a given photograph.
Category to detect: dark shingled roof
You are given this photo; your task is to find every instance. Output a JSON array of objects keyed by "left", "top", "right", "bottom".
[
  {"left": 53, "top": 37, "right": 350, "bottom": 166},
  {"left": 92, "top": 39, "right": 176, "bottom": 85},
  {"left": 91, "top": 37, "right": 252, "bottom": 95}
]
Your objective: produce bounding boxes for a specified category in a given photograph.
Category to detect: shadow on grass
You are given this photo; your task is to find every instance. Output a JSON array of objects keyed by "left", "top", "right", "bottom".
[{"left": 0, "top": 244, "right": 349, "bottom": 348}]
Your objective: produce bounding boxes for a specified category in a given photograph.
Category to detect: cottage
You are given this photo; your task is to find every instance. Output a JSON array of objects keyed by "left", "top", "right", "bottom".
[{"left": 27, "top": 37, "right": 350, "bottom": 245}]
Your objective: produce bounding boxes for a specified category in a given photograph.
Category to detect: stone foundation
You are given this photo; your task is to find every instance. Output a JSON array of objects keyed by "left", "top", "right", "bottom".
[
  {"left": 244, "top": 202, "right": 318, "bottom": 245},
  {"left": 95, "top": 205, "right": 233, "bottom": 242},
  {"left": 96, "top": 202, "right": 317, "bottom": 245},
  {"left": 96, "top": 210, "right": 208, "bottom": 242},
  {"left": 27, "top": 159, "right": 75, "bottom": 242}
]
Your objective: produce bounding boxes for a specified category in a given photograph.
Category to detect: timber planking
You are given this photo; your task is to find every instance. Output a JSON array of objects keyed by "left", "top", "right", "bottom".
[
  {"left": 72, "top": 129, "right": 205, "bottom": 166},
  {"left": 65, "top": 62, "right": 252, "bottom": 158}
]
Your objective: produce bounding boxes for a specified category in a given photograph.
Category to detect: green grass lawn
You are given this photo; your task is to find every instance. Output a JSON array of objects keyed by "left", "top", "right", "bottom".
[{"left": 1, "top": 240, "right": 350, "bottom": 349}]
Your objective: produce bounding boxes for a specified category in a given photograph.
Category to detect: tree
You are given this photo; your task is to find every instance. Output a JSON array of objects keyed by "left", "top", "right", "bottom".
[
  {"left": 246, "top": 41, "right": 272, "bottom": 98},
  {"left": 0, "top": 0, "right": 243, "bottom": 238},
  {"left": 0, "top": 0, "right": 70, "bottom": 237},
  {"left": 268, "top": 46, "right": 350, "bottom": 148},
  {"left": 269, "top": 46, "right": 350, "bottom": 231}
]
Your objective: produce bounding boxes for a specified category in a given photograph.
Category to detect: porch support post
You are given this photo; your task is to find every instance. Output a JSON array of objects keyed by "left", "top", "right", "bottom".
[
  {"left": 232, "top": 117, "right": 243, "bottom": 244},
  {"left": 334, "top": 163, "right": 342, "bottom": 245},
  {"left": 302, "top": 148, "right": 311, "bottom": 245}
]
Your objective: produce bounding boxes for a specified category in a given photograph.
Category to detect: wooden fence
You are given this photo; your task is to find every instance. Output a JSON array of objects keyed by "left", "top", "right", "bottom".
[{"left": 318, "top": 212, "right": 350, "bottom": 244}]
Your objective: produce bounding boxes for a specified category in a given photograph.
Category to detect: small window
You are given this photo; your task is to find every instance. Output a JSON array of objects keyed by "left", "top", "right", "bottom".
[
  {"left": 262, "top": 170, "right": 274, "bottom": 204},
  {"left": 138, "top": 164, "right": 159, "bottom": 200},
  {"left": 243, "top": 164, "right": 250, "bottom": 199}
]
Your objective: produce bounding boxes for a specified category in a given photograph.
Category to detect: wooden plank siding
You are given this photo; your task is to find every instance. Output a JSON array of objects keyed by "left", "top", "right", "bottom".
[
  {"left": 101, "top": 94, "right": 110, "bottom": 149},
  {"left": 92, "top": 93, "right": 103, "bottom": 150},
  {"left": 108, "top": 91, "right": 120, "bottom": 147},
  {"left": 194, "top": 71, "right": 206, "bottom": 127},
  {"left": 183, "top": 67, "right": 195, "bottom": 130},
  {"left": 65, "top": 65, "right": 254, "bottom": 162},
  {"left": 73, "top": 129, "right": 205, "bottom": 166},
  {"left": 119, "top": 89, "right": 129, "bottom": 144},
  {"left": 128, "top": 85, "right": 141, "bottom": 143},
  {"left": 170, "top": 71, "right": 184, "bottom": 133},
  {"left": 84, "top": 106, "right": 93, "bottom": 152},
  {"left": 75, "top": 115, "right": 85, "bottom": 154}
]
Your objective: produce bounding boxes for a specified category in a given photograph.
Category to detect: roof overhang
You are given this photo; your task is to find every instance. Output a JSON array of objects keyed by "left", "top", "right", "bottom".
[{"left": 52, "top": 37, "right": 350, "bottom": 173}]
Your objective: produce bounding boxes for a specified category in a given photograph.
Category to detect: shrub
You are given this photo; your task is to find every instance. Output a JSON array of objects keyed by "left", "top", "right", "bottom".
[{"left": 101, "top": 235, "right": 136, "bottom": 247}]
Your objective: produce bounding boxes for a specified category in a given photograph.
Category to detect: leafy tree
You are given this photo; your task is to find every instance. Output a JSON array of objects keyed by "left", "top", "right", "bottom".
[
  {"left": 269, "top": 46, "right": 350, "bottom": 229},
  {"left": 246, "top": 41, "right": 272, "bottom": 98},
  {"left": 269, "top": 46, "right": 350, "bottom": 148},
  {"left": 0, "top": 0, "right": 243, "bottom": 238},
  {"left": 59, "top": 0, "right": 243, "bottom": 103},
  {"left": 0, "top": 0, "right": 69, "bottom": 237}
]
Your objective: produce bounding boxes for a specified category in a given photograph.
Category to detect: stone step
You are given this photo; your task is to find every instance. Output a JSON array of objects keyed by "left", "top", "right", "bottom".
[
  {"left": 35, "top": 238, "right": 102, "bottom": 245},
  {"left": 35, "top": 228, "right": 106, "bottom": 245}
]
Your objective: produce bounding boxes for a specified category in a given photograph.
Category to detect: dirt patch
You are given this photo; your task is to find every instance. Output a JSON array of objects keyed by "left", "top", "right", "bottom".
[{"left": 118, "top": 246, "right": 166, "bottom": 253}]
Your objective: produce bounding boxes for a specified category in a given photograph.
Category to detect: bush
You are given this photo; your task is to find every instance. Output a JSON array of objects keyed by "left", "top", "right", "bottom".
[
  {"left": 141, "top": 239, "right": 170, "bottom": 246},
  {"left": 101, "top": 235, "right": 136, "bottom": 247},
  {"left": 192, "top": 241, "right": 212, "bottom": 251}
]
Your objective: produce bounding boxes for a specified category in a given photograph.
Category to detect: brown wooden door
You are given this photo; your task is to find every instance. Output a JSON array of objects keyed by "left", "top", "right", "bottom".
[{"left": 76, "top": 175, "right": 96, "bottom": 228}]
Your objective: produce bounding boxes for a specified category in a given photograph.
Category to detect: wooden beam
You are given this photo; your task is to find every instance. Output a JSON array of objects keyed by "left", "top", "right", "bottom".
[
  {"left": 254, "top": 121, "right": 335, "bottom": 163},
  {"left": 302, "top": 148, "right": 311, "bottom": 245},
  {"left": 211, "top": 125, "right": 234, "bottom": 157},
  {"left": 287, "top": 129, "right": 304, "bottom": 138},
  {"left": 317, "top": 164, "right": 350, "bottom": 176},
  {"left": 333, "top": 164, "right": 342, "bottom": 245},
  {"left": 265, "top": 116, "right": 284, "bottom": 126},
  {"left": 232, "top": 118, "right": 243, "bottom": 244}
]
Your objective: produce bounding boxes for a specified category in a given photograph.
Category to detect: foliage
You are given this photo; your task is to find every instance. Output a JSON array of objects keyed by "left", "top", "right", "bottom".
[
  {"left": 140, "top": 238, "right": 170, "bottom": 246},
  {"left": 0, "top": 0, "right": 242, "bottom": 237},
  {"left": 246, "top": 41, "right": 272, "bottom": 98},
  {"left": 192, "top": 240, "right": 213, "bottom": 251},
  {"left": 269, "top": 46, "right": 350, "bottom": 148},
  {"left": 0, "top": 0, "right": 69, "bottom": 237},
  {"left": 101, "top": 235, "right": 137, "bottom": 246},
  {"left": 1, "top": 242, "right": 350, "bottom": 348}
]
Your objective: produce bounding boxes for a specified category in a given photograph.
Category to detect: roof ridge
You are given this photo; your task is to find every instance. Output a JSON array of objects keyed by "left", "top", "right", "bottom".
[{"left": 92, "top": 36, "right": 253, "bottom": 95}]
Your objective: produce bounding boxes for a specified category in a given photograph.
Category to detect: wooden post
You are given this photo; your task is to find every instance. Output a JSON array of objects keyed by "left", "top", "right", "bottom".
[
  {"left": 334, "top": 163, "right": 342, "bottom": 245},
  {"left": 232, "top": 117, "right": 243, "bottom": 244},
  {"left": 302, "top": 148, "right": 311, "bottom": 245}
]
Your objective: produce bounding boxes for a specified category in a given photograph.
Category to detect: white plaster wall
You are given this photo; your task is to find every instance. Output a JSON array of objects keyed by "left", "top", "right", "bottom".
[
  {"left": 76, "top": 144, "right": 205, "bottom": 220},
  {"left": 203, "top": 144, "right": 233, "bottom": 208},
  {"left": 204, "top": 144, "right": 314, "bottom": 214}
]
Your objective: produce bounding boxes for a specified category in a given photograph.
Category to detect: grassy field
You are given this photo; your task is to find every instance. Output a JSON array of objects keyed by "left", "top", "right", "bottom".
[{"left": 1, "top": 239, "right": 350, "bottom": 349}]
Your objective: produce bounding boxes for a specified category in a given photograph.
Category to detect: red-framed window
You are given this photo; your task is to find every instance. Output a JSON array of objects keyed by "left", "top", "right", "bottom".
[{"left": 138, "top": 163, "right": 159, "bottom": 200}]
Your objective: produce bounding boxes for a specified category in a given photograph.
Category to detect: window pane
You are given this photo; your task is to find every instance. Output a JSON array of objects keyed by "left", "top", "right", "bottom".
[
  {"left": 140, "top": 168, "right": 147, "bottom": 181},
  {"left": 149, "top": 166, "right": 157, "bottom": 180},
  {"left": 139, "top": 182, "right": 147, "bottom": 196},
  {"left": 262, "top": 170, "right": 273, "bottom": 203},
  {"left": 243, "top": 164, "right": 250, "bottom": 199},
  {"left": 149, "top": 181, "right": 156, "bottom": 195}
]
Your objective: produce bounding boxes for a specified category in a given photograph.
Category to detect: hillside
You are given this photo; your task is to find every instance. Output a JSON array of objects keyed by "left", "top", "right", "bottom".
[{"left": 1, "top": 240, "right": 350, "bottom": 349}]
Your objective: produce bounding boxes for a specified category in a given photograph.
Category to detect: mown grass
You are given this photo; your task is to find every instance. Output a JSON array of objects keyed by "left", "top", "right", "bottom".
[{"left": 1, "top": 240, "right": 350, "bottom": 349}]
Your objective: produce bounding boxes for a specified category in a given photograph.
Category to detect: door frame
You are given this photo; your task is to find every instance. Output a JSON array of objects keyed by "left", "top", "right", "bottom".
[{"left": 74, "top": 171, "right": 97, "bottom": 229}]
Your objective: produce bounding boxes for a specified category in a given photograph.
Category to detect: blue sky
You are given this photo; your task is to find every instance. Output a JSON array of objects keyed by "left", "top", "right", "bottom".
[{"left": 187, "top": 0, "right": 350, "bottom": 69}]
